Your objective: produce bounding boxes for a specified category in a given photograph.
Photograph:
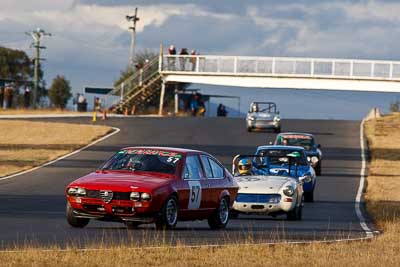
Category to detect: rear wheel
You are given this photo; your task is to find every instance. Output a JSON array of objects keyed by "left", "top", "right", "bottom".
[
  {"left": 208, "top": 197, "right": 230, "bottom": 229},
  {"left": 304, "top": 191, "right": 314, "bottom": 202},
  {"left": 155, "top": 196, "right": 178, "bottom": 230},
  {"left": 66, "top": 202, "right": 90, "bottom": 228}
]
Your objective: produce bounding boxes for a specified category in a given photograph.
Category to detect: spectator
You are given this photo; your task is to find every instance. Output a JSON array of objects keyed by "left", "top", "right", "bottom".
[
  {"left": 0, "top": 86, "right": 4, "bottom": 109},
  {"left": 167, "top": 45, "right": 176, "bottom": 70},
  {"left": 190, "top": 94, "right": 199, "bottom": 116},
  {"left": 24, "top": 87, "right": 31, "bottom": 108},
  {"left": 77, "top": 93, "right": 87, "bottom": 112},
  {"left": 190, "top": 50, "right": 197, "bottom": 71},
  {"left": 4, "top": 84, "right": 14, "bottom": 108},
  {"left": 217, "top": 103, "right": 228, "bottom": 117},
  {"left": 94, "top": 97, "right": 102, "bottom": 112},
  {"left": 179, "top": 48, "right": 189, "bottom": 71},
  {"left": 197, "top": 97, "right": 206, "bottom": 116}
]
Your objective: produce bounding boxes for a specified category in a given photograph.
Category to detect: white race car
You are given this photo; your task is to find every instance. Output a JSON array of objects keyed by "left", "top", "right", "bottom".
[{"left": 231, "top": 154, "right": 311, "bottom": 220}]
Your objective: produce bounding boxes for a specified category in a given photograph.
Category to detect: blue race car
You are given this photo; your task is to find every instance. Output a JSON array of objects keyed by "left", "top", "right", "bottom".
[{"left": 254, "top": 145, "right": 316, "bottom": 202}]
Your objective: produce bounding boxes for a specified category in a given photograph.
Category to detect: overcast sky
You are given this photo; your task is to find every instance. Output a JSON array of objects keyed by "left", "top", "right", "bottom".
[{"left": 1, "top": 0, "right": 400, "bottom": 91}]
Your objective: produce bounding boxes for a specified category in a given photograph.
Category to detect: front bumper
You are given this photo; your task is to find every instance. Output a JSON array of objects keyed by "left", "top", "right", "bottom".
[
  {"left": 232, "top": 199, "right": 294, "bottom": 214},
  {"left": 67, "top": 196, "right": 156, "bottom": 223},
  {"left": 247, "top": 119, "right": 280, "bottom": 129}
]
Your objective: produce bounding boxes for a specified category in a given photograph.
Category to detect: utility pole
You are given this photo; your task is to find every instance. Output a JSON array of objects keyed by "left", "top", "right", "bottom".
[
  {"left": 26, "top": 28, "right": 51, "bottom": 109},
  {"left": 126, "top": 8, "right": 139, "bottom": 70}
]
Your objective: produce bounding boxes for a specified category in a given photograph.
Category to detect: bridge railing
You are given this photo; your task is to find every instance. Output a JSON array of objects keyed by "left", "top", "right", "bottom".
[{"left": 160, "top": 55, "right": 400, "bottom": 81}]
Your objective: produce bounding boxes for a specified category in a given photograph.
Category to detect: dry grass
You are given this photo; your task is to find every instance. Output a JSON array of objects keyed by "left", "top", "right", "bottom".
[
  {"left": 0, "top": 109, "right": 92, "bottom": 115},
  {"left": 1, "top": 115, "right": 400, "bottom": 266},
  {"left": 0, "top": 120, "right": 111, "bottom": 177},
  {"left": 364, "top": 113, "right": 400, "bottom": 227}
]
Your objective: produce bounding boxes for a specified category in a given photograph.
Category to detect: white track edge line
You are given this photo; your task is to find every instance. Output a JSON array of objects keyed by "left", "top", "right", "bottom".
[
  {"left": 356, "top": 119, "right": 374, "bottom": 238},
  {"left": 0, "top": 127, "right": 121, "bottom": 182}
]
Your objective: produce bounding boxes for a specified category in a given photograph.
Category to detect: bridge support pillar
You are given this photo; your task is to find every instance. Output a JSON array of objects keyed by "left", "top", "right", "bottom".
[
  {"left": 159, "top": 80, "right": 166, "bottom": 115},
  {"left": 174, "top": 84, "right": 179, "bottom": 115}
]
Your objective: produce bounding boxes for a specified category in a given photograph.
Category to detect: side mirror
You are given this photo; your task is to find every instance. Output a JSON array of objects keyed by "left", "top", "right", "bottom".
[{"left": 299, "top": 174, "right": 312, "bottom": 183}]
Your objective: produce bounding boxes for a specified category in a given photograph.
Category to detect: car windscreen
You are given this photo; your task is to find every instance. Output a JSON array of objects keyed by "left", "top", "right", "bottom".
[
  {"left": 249, "top": 103, "right": 276, "bottom": 113},
  {"left": 100, "top": 149, "right": 182, "bottom": 175},
  {"left": 256, "top": 149, "right": 308, "bottom": 166},
  {"left": 276, "top": 135, "right": 314, "bottom": 150}
]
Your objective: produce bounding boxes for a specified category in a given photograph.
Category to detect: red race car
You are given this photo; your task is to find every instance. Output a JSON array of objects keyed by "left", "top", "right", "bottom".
[{"left": 65, "top": 147, "right": 239, "bottom": 230}]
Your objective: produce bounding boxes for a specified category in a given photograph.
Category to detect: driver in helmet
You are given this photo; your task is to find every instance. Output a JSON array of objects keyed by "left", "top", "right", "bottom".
[{"left": 237, "top": 158, "right": 254, "bottom": 176}]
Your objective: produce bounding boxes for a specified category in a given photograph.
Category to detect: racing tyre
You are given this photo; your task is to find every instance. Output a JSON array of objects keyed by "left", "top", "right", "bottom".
[
  {"left": 286, "top": 204, "right": 302, "bottom": 221},
  {"left": 315, "top": 162, "right": 322, "bottom": 176},
  {"left": 208, "top": 197, "right": 230, "bottom": 230},
  {"left": 247, "top": 127, "right": 252, "bottom": 132},
  {"left": 124, "top": 221, "right": 141, "bottom": 229},
  {"left": 274, "top": 127, "right": 281, "bottom": 133},
  {"left": 155, "top": 195, "right": 178, "bottom": 230},
  {"left": 304, "top": 191, "right": 314, "bottom": 202},
  {"left": 66, "top": 202, "right": 90, "bottom": 228}
]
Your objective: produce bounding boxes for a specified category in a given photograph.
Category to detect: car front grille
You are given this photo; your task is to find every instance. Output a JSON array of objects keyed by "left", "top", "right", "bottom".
[
  {"left": 236, "top": 193, "right": 281, "bottom": 204},
  {"left": 85, "top": 190, "right": 131, "bottom": 201}
]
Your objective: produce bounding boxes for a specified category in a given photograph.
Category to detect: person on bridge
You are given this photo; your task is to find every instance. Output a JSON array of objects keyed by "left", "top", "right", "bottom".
[
  {"left": 167, "top": 45, "right": 176, "bottom": 70},
  {"left": 190, "top": 50, "right": 197, "bottom": 71},
  {"left": 179, "top": 48, "right": 189, "bottom": 71}
]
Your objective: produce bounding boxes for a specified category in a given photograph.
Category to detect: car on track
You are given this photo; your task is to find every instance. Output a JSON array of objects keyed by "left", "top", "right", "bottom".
[
  {"left": 231, "top": 154, "right": 311, "bottom": 220},
  {"left": 254, "top": 145, "right": 316, "bottom": 202},
  {"left": 246, "top": 102, "right": 281, "bottom": 133},
  {"left": 65, "top": 147, "right": 239, "bottom": 230},
  {"left": 273, "top": 133, "right": 323, "bottom": 175}
]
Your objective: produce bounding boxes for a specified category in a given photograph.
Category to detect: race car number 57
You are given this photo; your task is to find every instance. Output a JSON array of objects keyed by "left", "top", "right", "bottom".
[{"left": 188, "top": 181, "right": 202, "bottom": 209}]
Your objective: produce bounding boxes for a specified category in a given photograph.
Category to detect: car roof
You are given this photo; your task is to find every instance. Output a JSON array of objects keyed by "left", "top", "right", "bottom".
[
  {"left": 120, "top": 146, "right": 203, "bottom": 155},
  {"left": 256, "top": 145, "right": 305, "bottom": 151},
  {"left": 277, "top": 132, "right": 315, "bottom": 137},
  {"left": 250, "top": 101, "right": 276, "bottom": 105}
]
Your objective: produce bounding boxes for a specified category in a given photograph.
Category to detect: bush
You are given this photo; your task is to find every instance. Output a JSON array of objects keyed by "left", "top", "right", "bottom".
[{"left": 48, "top": 75, "right": 72, "bottom": 109}]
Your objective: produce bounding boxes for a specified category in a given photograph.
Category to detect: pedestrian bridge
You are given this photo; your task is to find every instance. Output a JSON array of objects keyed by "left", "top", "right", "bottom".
[{"left": 159, "top": 55, "right": 400, "bottom": 92}]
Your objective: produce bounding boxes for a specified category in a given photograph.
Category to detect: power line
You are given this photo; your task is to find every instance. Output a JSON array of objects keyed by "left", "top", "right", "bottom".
[{"left": 25, "top": 28, "right": 51, "bottom": 109}]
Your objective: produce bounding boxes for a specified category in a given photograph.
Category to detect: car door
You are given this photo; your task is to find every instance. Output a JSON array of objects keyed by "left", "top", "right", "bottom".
[
  {"left": 181, "top": 154, "right": 209, "bottom": 214},
  {"left": 200, "top": 155, "right": 226, "bottom": 209}
]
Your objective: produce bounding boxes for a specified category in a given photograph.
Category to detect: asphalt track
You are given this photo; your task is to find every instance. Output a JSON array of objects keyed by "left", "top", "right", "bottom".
[{"left": 0, "top": 117, "right": 374, "bottom": 248}]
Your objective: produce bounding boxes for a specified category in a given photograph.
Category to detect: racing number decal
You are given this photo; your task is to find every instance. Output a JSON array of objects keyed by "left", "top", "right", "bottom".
[{"left": 188, "top": 181, "right": 202, "bottom": 209}]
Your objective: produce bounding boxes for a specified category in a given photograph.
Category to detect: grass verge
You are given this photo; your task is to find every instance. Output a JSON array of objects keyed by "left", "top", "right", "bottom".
[
  {"left": 1, "top": 116, "right": 400, "bottom": 266},
  {"left": 0, "top": 120, "right": 112, "bottom": 177}
]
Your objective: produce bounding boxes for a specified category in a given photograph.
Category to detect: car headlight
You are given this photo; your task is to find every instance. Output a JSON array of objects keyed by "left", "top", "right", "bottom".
[
  {"left": 273, "top": 116, "right": 281, "bottom": 122},
  {"left": 130, "top": 192, "right": 152, "bottom": 201},
  {"left": 67, "top": 187, "right": 86, "bottom": 196},
  {"left": 283, "top": 185, "right": 295, "bottom": 196},
  {"left": 248, "top": 116, "right": 255, "bottom": 121},
  {"left": 130, "top": 192, "right": 140, "bottom": 201},
  {"left": 311, "top": 156, "right": 319, "bottom": 164},
  {"left": 141, "top": 193, "right": 152, "bottom": 201}
]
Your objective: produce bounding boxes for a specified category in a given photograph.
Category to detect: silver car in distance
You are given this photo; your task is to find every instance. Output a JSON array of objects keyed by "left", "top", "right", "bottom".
[{"left": 246, "top": 102, "right": 281, "bottom": 133}]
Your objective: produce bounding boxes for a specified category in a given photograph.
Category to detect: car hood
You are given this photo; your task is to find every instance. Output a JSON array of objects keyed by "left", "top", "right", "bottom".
[
  {"left": 68, "top": 171, "right": 173, "bottom": 192},
  {"left": 235, "top": 175, "right": 293, "bottom": 194}
]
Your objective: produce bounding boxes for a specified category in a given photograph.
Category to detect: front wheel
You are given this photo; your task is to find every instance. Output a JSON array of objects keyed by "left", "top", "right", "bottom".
[
  {"left": 274, "top": 127, "right": 281, "bottom": 133},
  {"left": 315, "top": 162, "right": 322, "bottom": 176},
  {"left": 247, "top": 127, "right": 252, "bottom": 132},
  {"left": 286, "top": 203, "right": 302, "bottom": 221},
  {"left": 66, "top": 202, "right": 90, "bottom": 228},
  {"left": 304, "top": 191, "right": 314, "bottom": 202},
  {"left": 155, "top": 195, "right": 178, "bottom": 230},
  {"left": 208, "top": 197, "right": 230, "bottom": 229}
]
